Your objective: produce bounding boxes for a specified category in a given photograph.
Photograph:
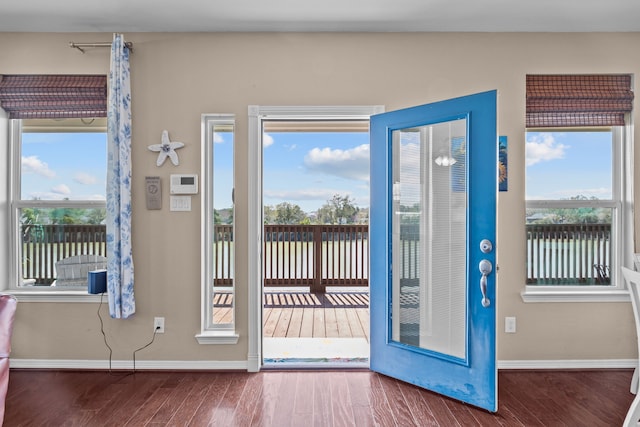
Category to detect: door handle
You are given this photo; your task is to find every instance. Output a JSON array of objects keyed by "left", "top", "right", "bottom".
[{"left": 479, "top": 259, "right": 492, "bottom": 308}]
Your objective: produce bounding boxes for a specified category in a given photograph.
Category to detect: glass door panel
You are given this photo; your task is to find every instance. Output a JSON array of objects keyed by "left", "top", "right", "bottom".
[{"left": 391, "top": 119, "right": 467, "bottom": 360}]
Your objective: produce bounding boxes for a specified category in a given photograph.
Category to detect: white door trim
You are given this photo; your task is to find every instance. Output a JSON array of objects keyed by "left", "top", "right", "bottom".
[{"left": 247, "top": 105, "right": 384, "bottom": 372}]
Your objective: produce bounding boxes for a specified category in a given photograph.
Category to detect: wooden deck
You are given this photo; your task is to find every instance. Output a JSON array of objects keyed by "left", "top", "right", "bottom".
[
  {"left": 263, "top": 306, "right": 369, "bottom": 341},
  {"left": 214, "top": 292, "right": 370, "bottom": 342}
]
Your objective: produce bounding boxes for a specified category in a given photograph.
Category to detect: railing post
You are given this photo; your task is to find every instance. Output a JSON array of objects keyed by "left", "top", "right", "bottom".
[{"left": 311, "top": 225, "right": 325, "bottom": 294}]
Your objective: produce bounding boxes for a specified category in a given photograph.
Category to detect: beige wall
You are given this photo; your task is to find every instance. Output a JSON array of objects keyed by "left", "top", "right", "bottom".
[{"left": 1, "top": 32, "right": 638, "bottom": 364}]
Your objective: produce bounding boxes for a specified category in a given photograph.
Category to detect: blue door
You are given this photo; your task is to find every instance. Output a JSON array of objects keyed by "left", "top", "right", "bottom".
[{"left": 370, "top": 91, "right": 498, "bottom": 412}]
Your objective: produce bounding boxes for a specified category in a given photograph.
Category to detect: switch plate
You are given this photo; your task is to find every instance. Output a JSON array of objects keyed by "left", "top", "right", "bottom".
[
  {"left": 170, "top": 195, "right": 191, "bottom": 211},
  {"left": 505, "top": 316, "right": 516, "bottom": 333}
]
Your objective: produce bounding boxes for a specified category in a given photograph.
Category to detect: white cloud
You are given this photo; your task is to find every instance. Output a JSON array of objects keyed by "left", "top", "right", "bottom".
[
  {"left": 263, "top": 133, "right": 274, "bottom": 148},
  {"left": 22, "top": 156, "right": 56, "bottom": 178},
  {"left": 27, "top": 191, "right": 106, "bottom": 201},
  {"left": 51, "top": 184, "right": 71, "bottom": 195},
  {"left": 74, "top": 172, "right": 97, "bottom": 185},
  {"left": 526, "top": 133, "right": 566, "bottom": 166},
  {"left": 213, "top": 133, "right": 225, "bottom": 144},
  {"left": 304, "top": 144, "right": 369, "bottom": 181},
  {"left": 549, "top": 187, "right": 612, "bottom": 199},
  {"left": 264, "top": 188, "right": 344, "bottom": 202}
]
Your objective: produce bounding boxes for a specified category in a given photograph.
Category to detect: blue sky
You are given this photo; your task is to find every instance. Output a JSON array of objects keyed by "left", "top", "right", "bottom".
[
  {"left": 24, "top": 128, "right": 602, "bottom": 208},
  {"left": 210, "top": 129, "right": 370, "bottom": 213},
  {"left": 21, "top": 132, "right": 107, "bottom": 201},
  {"left": 23, "top": 129, "right": 370, "bottom": 213},
  {"left": 262, "top": 131, "right": 370, "bottom": 213},
  {"left": 526, "top": 131, "right": 612, "bottom": 200}
]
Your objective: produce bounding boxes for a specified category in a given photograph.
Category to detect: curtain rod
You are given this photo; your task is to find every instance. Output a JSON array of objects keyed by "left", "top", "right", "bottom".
[{"left": 69, "top": 41, "right": 133, "bottom": 54}]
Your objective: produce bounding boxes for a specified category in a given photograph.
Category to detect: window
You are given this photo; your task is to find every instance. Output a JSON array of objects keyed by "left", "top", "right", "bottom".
[
  {"left": 197, "top": 114, "right": 238, "bottom": 344},
  {"left": 9, "top": 118, "right": 107, "bottom": 292},
  {"left": 523, "top": 75, "right": 634, "bottom": 302},
  {"left": 0, "top": 74, "right": 109, "bottom": 299}
]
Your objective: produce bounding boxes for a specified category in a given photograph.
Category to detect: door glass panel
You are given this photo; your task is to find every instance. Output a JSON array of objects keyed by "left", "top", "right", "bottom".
[{"left": 391, "top": 118, "right": 467, "bottom": 360}]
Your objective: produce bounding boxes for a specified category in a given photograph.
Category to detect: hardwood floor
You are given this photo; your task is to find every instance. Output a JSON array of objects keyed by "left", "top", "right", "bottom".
[{"left": 3, "top": 369, "right": 634, "bottom": 426}]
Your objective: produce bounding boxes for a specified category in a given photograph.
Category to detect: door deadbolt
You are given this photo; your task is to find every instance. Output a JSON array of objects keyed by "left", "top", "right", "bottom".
[{"left": 480, "top": 239, "right": 493, "bottom": 254}]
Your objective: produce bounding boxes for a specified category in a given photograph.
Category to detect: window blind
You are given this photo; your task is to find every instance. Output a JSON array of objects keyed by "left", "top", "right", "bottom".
[
  {"left": 0, "top": 74, "right": 107, "bottom": 119},
  {"left": 526, "top": 74, "right": 634, "bottom": 127}
]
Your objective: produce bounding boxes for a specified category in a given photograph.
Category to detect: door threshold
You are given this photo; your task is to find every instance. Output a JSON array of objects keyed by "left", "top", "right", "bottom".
[
  {"left": 263, "top": 337, "right": 369, "bottom": 369},
  {"left": 262, "top": 359, "right": 370, "bottom": 370}
]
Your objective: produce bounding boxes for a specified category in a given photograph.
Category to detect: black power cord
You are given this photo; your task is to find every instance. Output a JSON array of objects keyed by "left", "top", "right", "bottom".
[{"left": 97, "top": 292, "right": 160, "bottom": 375}]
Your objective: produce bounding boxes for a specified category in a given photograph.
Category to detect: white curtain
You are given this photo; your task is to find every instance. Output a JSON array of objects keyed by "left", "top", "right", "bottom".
[{"left": 106, "top": 33, "right": 134, "bottom": 318}]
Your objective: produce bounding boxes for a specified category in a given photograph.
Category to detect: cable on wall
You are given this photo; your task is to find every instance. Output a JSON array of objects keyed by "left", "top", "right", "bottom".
[{"left": 97, "top": 293, "right": 158, "bottom": 375}]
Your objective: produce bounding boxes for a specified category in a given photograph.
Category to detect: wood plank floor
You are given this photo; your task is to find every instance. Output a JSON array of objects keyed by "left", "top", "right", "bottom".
[
  {"left": 3, "top": 369, "right": 634, "bottom": 426},
  {"left": 263, "top": 307, "right": 369, "bottom": 341}
]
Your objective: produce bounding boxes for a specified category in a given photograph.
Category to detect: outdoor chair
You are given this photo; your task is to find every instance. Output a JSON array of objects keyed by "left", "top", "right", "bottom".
[
  {"left": 0, "top": 294, "right": 17, "bottom": 425},
  {"left": 620, "top": 267, "right": 640, "bottom": 426},
  {"left": 54, "top": 254, "right": 107, "bottom": 287},
  {"left": 593, "top": 264, "right": 610, "bottom": 284}
]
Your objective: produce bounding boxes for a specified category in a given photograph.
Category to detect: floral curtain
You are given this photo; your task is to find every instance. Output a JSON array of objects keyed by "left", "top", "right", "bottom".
[{"left": 106, "top": 34, "right": 134, "bottom": 318}]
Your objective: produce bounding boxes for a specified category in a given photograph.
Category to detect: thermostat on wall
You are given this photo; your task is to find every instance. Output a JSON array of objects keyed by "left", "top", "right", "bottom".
[{"left": 170, "top": 174, "right": 198, "bottom": 194}]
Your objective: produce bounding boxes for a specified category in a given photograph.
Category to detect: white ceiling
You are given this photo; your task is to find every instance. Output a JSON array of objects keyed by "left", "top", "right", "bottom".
[{"left": 2, "top": 0, "right": 640, "bottom": 32}]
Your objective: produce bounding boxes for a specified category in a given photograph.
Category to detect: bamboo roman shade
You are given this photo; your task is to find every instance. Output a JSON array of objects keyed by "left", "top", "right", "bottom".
[
  {"left": 0, "top": 74, "right": 107, "bottom": 119},
  {"left": 526, "top": 74, "right": 634, "bottom": 128}
]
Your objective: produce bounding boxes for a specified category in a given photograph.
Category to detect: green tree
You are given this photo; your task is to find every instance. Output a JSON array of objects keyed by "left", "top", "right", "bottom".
[
  {"left": 21, "top": 207, "right": 41, "bottom": 225},
  {"left": 263, "top": 205, "right": 277, "bottom": 224},
  {"left": 316, "top": 194, "right": 359, "bottom": 224},
  {"left": 20, "top": 207, "right": 43, "bottom": 242},
  {"left": 86, "top": 208, "right": 106, "bottom": 224},
  {"left": 49, "top": 203, "right": 91, "bottom": 224},
  {"left": 274, "top": 202, "right": 307, "bottom": 224},
  {"left": 527, "top": 195, "right": 611, "bottom": 224},
  {"left": 213, "top": 209, "right": 222, "bottom": 224}
]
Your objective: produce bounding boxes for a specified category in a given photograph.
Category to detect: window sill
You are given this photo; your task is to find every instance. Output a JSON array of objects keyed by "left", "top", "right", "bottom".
[
  {"left": 521, "top": 286, "right": 630, "bottom": 303},
  {"left": 195, "top": 330, "right": 239, "bottom": 345},
  {"left": 4, "top": 289, "right": 106, "bottom": 303}
]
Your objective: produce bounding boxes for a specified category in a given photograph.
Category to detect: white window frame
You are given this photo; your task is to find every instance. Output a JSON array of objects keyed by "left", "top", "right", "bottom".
[
  {"left": 7, "top": 118, "right": 107, "bottom": 302},
  {"left": 522, "top": 124, "right": 634, "bottom": 303},
  {"left": 196, "top": 114, "right": 239, "bottom": 344},
  {"left": 0, "top": 111, "right": 9, "bottom": 293}
]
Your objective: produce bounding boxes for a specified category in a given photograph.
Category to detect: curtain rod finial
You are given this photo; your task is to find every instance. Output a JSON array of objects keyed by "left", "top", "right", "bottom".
[{"left": 69, "top": 42, "right": 85, "bottom": 54}]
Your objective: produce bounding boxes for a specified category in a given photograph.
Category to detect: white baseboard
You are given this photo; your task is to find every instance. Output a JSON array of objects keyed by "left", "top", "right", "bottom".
[
  {"left": 247, "top": 353, "right": 260, "bottom": 372},
  {"left": 10, "top": 358, "right": 248, "bottom": 371},
  {"left": 497, "top": 359, "right": 637, "bottom": 370},
  {"left": 9, "top": 358, "right": 637, "bottom": 371}
]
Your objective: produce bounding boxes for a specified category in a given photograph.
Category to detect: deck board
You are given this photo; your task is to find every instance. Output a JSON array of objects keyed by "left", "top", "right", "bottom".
[
  {"left": 286, "top": 308, "right": 304, "bottom": 338},
  {"left": 300, "top": 307, "right": 315, "bottom": 338},
  {"left": 313, "top": 308, "right": 326, "bottom": 338},
  {"left": 213, "top": 292, "right": 370, "bottom": 342},
  {"left": 274, "top": 307, "right": 293, "bottom": 337}
]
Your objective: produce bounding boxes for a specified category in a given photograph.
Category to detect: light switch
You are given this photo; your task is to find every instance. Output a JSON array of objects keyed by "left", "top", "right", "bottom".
[{"left": 170, "top": 195, "right": 191, "bottom": 211}]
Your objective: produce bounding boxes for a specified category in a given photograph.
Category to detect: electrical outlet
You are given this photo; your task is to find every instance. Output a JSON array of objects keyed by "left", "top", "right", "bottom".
[
  {"left": 154, "top": 317, "right": 165, "bottom": 333},
  {"left": 505, "top": 316, "right": 516, "bottom": 333}
]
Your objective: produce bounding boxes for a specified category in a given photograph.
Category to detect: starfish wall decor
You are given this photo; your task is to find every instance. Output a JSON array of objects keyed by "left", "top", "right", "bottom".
[{"left": 148, "top": 130, "right": 185, "bottom": 166}]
